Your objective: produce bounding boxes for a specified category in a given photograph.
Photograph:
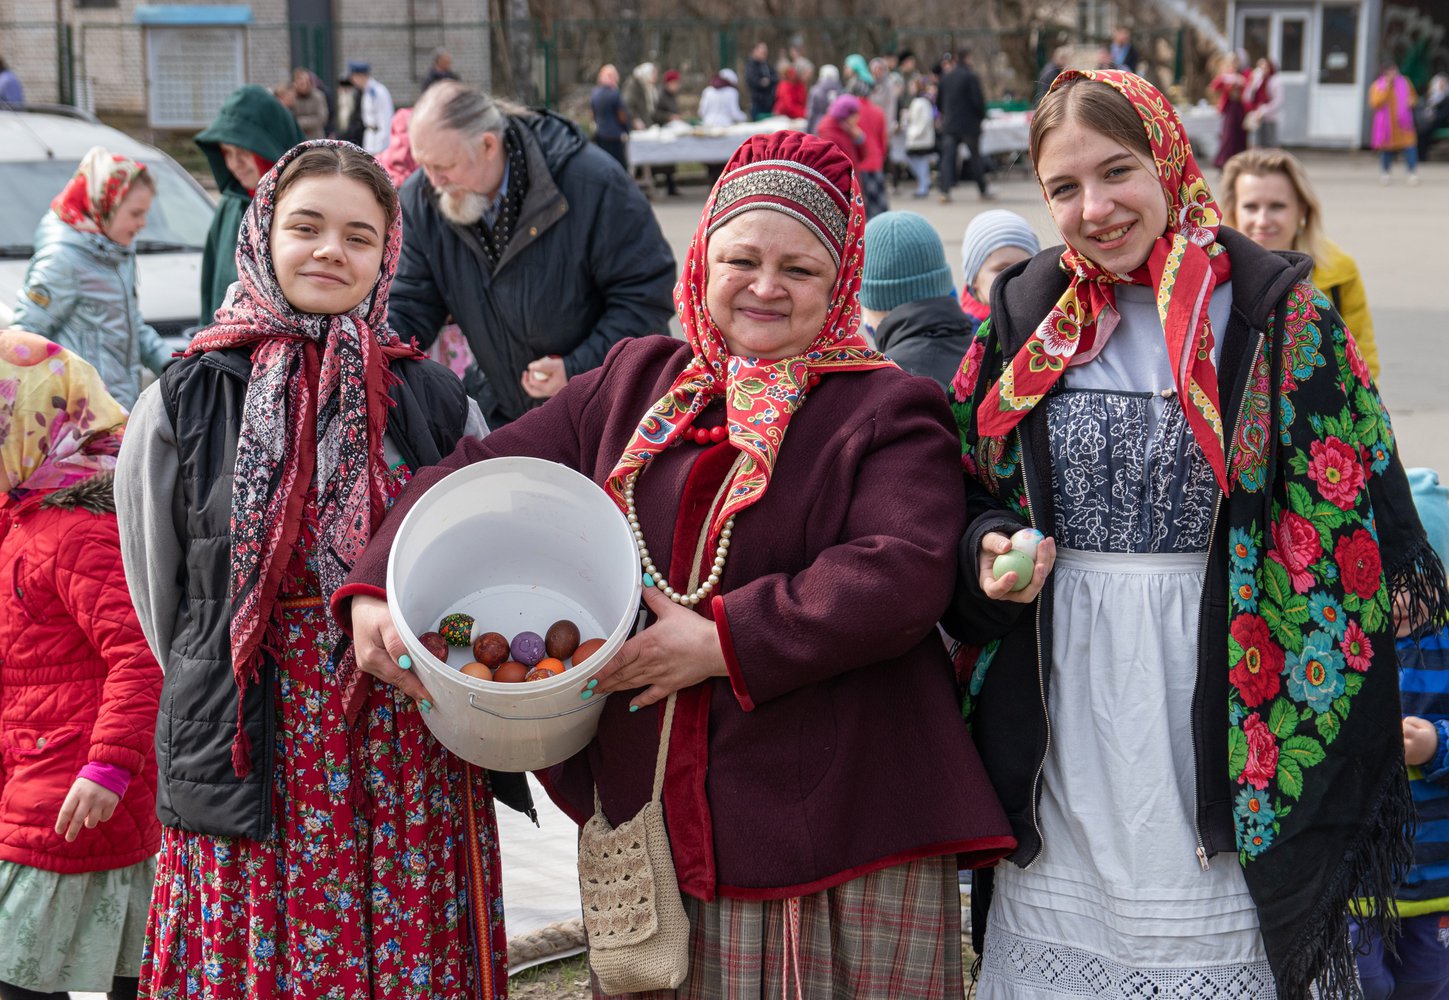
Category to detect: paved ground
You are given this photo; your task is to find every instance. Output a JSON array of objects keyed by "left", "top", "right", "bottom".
[{"left": 647, "top": 150, "right": 1449, "bottom": 474}]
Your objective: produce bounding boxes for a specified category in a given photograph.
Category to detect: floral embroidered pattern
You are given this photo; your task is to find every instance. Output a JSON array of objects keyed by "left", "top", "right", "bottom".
[{"left": 1226, "top": 283, "right": 1395, "bottom": 862}]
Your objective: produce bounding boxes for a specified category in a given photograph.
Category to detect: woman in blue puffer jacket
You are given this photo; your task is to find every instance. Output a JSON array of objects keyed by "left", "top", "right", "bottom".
[{"left": 12, "top": 146, "right": 168, "bottom": 409}]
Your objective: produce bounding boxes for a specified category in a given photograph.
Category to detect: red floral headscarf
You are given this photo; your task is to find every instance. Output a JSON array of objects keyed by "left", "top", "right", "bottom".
[
  {"left": 50, "top": 146, "right": 150, "bottom": 238},
  {"left": 977, "top": 70, "right": 1233, "bottom": 493},
  {"left": 605, "top": 131, "right": 894, "bottom": 538},
  {"left": 186, "top": 139, "right": 421, "bottom": 772}
]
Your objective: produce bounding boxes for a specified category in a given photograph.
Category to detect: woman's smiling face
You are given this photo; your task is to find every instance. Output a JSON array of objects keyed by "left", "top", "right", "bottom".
[
  {"left": 705, "top": 211, "right": 839, "bottom": 360},
  {"left": 269, "top": 174, "right": 388, "bottom": 316},
  {"left": 1036, "top": 118, "right": 1169, "bottom": 274}
]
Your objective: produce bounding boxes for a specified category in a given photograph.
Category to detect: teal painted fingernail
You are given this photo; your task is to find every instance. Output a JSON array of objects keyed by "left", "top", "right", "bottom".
[
  {"left": 643, "top": 572, "right": 655, "bottom": 588},
  {"left": 586, "top": 679, "right": 598, "bottom": 690},
  {"left": 629, "top": 704, "right": 640, "bottom": 713},
  {"left": 398, "top": 655, "right": 412, "bottom": 671},
  {"left": 580, "top": 689, "right": 594, "bottom": 701},
  {"left": 419, "top": 699, "right": 432, "bottom": 714}
]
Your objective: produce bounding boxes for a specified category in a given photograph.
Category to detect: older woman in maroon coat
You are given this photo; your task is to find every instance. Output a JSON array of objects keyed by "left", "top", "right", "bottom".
[{"left": 338, "top": 132, "right": 1012, "bottom": 997}]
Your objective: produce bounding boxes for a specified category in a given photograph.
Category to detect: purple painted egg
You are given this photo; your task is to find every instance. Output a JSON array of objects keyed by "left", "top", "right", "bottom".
[{"left": 510, "top": 631, "right": 546, "bottom": 667}]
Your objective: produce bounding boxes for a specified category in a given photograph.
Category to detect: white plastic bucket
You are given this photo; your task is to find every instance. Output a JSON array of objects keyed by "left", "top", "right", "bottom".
[{"left": 386, "top": 456, "right": 642, "bottom": 772}]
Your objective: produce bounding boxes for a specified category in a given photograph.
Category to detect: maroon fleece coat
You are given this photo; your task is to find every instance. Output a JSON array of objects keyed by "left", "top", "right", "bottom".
[{"left": 336, "top": 335, "right": 1013, "bottom": 899}]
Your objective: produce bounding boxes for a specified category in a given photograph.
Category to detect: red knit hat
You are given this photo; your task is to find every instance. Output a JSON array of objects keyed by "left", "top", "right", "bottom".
[{"left": 705, "top": 131, "right": 855, "bottom": 266}]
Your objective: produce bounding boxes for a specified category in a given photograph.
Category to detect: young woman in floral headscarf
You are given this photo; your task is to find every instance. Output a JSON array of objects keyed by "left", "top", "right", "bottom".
[
  {"left": 342, "top": 130, "right": 1014, "bottom": 997},
  {"left": 0, "top": 331, "right": 161, "bottom": 1000},
  {"left": 11, "top": 147, "right": 168, "bottom": 409},
  {"left": 113, "top": 140, "right": 510, "bottom": 999},
  {"left": 946, "top": 70, "right": 1446, "bottom": 999}
]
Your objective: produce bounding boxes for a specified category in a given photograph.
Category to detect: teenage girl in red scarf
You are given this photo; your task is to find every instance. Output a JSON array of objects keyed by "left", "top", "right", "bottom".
[{"left": 949, "top": 71, "right": 1445, "bottom": 999}]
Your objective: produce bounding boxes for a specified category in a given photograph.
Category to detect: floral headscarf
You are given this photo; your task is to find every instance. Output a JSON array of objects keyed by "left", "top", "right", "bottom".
[
  {"left": 605, "top": 131, "right": 894, "bottom": 539},
  {"left": 0, "top": 329, "right": 126, "bottom": 494},
  {"left": 186, "top": 139, "right": 421, "bottom": 773},
  {"left": 50, "top": 146, "right": 150, "bottom": 238},
  {"left": 377, "top": 107, "right": 418, "bottom": 188},
  {"left": 977, "top": 70, "right": 1233, "bottom": 493}
]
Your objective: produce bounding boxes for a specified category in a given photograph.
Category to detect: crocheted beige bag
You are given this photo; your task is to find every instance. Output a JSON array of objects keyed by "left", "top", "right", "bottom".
[{"left": 577, "top": 691, "right": 690, "bottom": 993}]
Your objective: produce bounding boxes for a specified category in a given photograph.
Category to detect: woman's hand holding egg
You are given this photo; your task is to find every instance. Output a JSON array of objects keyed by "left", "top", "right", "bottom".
[{"left": 978, "top": 528, "right": 1055, "bottom": 603}]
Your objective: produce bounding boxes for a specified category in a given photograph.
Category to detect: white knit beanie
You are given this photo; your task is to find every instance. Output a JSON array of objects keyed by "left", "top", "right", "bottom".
[{"left": 960, "top": 210, "right": 1041, "bottom": 293}]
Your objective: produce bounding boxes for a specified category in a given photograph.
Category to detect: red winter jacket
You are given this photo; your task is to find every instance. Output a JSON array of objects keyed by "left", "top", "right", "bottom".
[
  {"left": 0, "top": 473, "right": 161, "bottom": 873},
  {"left": 857, "top": 97, "right": 889, "bottom": 172}
]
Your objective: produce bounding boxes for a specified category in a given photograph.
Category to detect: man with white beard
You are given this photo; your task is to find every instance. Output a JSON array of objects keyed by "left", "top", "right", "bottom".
[{"left": 391, "top": 81, "right": 676, "bottom": 426}]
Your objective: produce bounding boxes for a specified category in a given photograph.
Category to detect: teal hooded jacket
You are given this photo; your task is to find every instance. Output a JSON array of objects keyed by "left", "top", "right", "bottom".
[{"left": 194, "top": 85, "right": 305, "bottom": 324}]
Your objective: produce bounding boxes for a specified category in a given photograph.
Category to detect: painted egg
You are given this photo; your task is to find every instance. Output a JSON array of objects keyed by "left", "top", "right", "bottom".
[
  {"left": 545, "top": 620, "right": 581, "bottom": 660},
  {"left": 493, "top": 661, "right": 529, "bottom": 683},
  {"left": 1009, "top": 527, "right": 1045, "bottom": 560},
  {"left": 438, "top": 613, "right": 475, "bottom": 646},
  {"left": 418, "top": 631, "right": 450, "bottom": 663},
  {"left": 532, "top": 657, "right": 566, "bottom": 676},
  {"left": 572, "top": 637, "right": 607, "bottom": 668},
  {"left": 460, "top": 661, "right": 494, "bottom": 681},
  {"left": 992, "top": 550, "right": 1035, "bottom": 592},
  {"left": 510, "top": 631, "right": 546, "bottom": 667},
  {"left": 472, "top": 632, "right": 511, "bottom": 667}
]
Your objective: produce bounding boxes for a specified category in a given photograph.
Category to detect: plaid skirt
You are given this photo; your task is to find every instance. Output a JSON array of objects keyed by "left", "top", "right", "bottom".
[{"left": 598, "top": 855, "right": 962, "bottom": 1000}]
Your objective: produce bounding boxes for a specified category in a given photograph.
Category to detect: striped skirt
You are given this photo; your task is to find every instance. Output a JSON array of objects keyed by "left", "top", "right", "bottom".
[{"left": 598, "top": 855, "right": 962, "bottom": 1000}]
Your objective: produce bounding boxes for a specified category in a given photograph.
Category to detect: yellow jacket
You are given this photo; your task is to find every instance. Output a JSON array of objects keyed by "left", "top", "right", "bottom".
[{"left": 1312, "top": 239, "right": 1379, "bottom": 378}]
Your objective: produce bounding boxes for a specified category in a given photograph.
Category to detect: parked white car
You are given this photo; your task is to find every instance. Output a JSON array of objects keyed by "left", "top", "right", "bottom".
[{"left": 0, "top": 104, "right": 216, "bottom": 353}]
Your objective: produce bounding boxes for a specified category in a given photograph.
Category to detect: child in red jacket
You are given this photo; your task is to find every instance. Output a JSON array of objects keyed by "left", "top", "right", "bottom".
[{"left": 0, "top": 329, "right": 160, "bottom": 1000}]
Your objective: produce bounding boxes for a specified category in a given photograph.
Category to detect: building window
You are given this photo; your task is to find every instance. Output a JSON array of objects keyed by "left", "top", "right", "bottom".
[
  {"left": 1243, "top": 16, "right": 1271, "bottom": 65},
  {"left": 1319, "top": 4, "right": 1359, "bottom": 85},
  {"left": 74, "top": 0, "right": 119, "bottom": 9},
  {"left": 1280, "top": 18, "right": 1305, "bottom": 73},
  {"left": 145, "top": 26, "right": 245, "bottom": 127}
]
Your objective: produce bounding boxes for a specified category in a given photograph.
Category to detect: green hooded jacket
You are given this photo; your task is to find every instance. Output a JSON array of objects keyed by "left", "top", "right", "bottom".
[{"left": 194, "top": 85, "right": 305, "bottom": 324}]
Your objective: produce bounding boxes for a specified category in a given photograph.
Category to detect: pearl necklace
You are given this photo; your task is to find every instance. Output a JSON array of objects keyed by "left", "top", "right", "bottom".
[{"left": 623, "top": 471, "right": 735, "bottom": 608}]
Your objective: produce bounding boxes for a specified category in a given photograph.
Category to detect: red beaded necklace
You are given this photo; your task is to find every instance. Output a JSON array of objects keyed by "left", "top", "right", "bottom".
[{"left": 671, "top": 423, "right": 730, "bottom": 447}]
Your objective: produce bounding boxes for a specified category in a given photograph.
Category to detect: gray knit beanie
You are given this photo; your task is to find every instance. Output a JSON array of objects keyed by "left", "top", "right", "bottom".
[
  {"left": 860, "top": 212, "right": 955, "bottom": 313},
  {"left": 960, "top": 209, "right": 1041, "bottom": 293}
]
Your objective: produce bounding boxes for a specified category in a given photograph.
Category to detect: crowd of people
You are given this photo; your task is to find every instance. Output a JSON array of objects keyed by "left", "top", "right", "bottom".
[{"left": 1, "top": 42, "right": 1448, "bottom": 1000}]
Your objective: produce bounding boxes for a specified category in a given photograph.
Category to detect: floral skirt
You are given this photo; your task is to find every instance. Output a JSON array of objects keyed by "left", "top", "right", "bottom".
[
  {"left": 138, "top": 601, "right": 507, "bottom": 999},
  {"left": 0, "top": 856, "right": 154, "bottom": 993}
]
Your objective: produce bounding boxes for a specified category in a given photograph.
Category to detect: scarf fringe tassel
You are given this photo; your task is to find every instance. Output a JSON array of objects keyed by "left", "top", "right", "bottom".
[
  {"left": 1279, "top": 763, "right": 1414, "bottom": 999},
  {"left": 1388, "top": 539, "right": 1449, "bottom": 637}
]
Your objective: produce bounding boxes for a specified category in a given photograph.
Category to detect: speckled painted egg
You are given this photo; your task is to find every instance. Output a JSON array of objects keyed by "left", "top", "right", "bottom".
[
  {"left": 438, "top": 613, "right": 475, "bottom": 646},
  {"left": 545, "top": 620, "right": 581, "bottom": 660},
  {"left": 510, "top": 631, "right": 546, "bottom": 667},
  {"left": 472, "top": 632, "right": 511, "bottom": 667},
  {"left": 1009, "top": 527, "right": 1045, "bottom": 560},
  {"left": 418, "top": 631, "right": 450, "bottom": 662}
]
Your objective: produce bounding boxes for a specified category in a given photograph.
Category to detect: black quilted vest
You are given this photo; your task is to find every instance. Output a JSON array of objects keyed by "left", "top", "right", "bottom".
[{"left": 154, "top": 348, "right": 530, "bottom": 838}]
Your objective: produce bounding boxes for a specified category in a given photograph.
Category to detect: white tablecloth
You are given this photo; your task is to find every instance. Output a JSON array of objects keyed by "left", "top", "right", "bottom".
[{"left": 628, "top": 117, "right": 804, "bottom": 167}]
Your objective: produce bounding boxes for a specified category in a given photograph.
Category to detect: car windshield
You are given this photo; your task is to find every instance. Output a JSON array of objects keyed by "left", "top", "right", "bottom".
[{"left": 0, "top": 158, "right": 214, "bottom": 258}]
